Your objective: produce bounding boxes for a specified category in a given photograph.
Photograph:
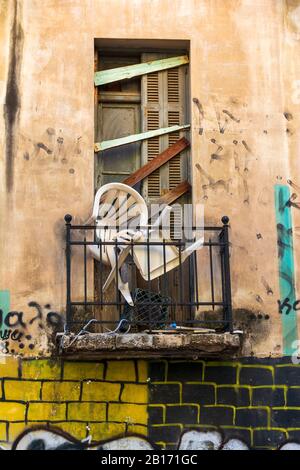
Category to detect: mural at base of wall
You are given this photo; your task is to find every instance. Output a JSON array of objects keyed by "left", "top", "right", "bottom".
[
  {"left": 0, "top": 357, "right": 299, "bottom": 449},
  {"left": 4, "top": 426, "right": 300, "bottom": 450}
]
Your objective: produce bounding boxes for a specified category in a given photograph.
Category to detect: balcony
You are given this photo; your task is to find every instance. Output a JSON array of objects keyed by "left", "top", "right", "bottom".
[{"left": 57, "top": 215, "right": 241, "bottom": 358}]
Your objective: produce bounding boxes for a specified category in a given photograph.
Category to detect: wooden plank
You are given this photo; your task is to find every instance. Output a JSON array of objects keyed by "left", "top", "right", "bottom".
[
  {"left": 127, "top": 180, "right": 191, "bottom": 228},
  {"left": 94, "top": 124, "right": 190, "bottom": 152},
  {"left": 122, "top": 137, "right": 190, "bottom": 187},
  {"left": 156, "top": 180, "right": 191, "bottom": 206},
  {"left": 94, "top": 55, "right": 189, "bottom": 86}
]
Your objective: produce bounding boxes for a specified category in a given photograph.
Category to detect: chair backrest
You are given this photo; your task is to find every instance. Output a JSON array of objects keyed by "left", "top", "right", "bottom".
[{"left": 92, "top": 183, "right": 148, "bottom": 240}]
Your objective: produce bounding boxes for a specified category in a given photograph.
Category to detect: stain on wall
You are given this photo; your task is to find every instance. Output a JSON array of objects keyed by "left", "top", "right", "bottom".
[{"left": 4, "top": 0, "right": 23, "bottom": 192}]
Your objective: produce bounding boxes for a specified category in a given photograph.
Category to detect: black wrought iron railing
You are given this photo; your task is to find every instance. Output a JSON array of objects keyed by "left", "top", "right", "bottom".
[{"left": 64, "top": 215, "right": 233, "bottom": 334}]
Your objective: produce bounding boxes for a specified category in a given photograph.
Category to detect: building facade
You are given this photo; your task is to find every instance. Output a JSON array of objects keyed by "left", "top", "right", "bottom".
[{"left": 1, "top": 0, "right": 300, "bottom": 450}]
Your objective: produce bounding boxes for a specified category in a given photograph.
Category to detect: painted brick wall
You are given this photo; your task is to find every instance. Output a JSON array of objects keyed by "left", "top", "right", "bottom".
[
  {"left": 0, "top": 358, "right": 148, "bottom": 446},
  {"left": 148, "top": 359, "right": 300, "bottom": 450},
  {"left": 0, "top": 357, "right": 300, "bottom": 449}
]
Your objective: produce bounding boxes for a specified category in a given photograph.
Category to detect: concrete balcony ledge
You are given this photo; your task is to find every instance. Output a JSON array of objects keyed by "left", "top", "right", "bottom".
[{"left": 57, "top": 332, "right": 241, "bottom": 359}]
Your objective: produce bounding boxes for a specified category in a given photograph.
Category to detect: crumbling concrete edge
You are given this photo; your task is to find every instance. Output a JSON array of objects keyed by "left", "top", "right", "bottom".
[{"left": 56, "top": 332, "right": 241, "bottom": 359}]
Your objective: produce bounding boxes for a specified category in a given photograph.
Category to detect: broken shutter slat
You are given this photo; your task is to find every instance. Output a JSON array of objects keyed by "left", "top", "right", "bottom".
[
  {"left": 94, "top": 124, "right": 190, "bottom": 152},
  {"left": 94, "top": 55, "right": 189, "bottom": 86},
  {"left": 122, "top": 137, "right": 190, "bottom": 187}
]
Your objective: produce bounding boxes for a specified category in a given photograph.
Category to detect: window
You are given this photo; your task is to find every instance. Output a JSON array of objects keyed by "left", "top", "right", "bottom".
[
  {"left": 94, "top": 40, "right": 190, "bottom": 203},
  {"left": 93, "top": 40, "right": 191, "bottom": 329}
]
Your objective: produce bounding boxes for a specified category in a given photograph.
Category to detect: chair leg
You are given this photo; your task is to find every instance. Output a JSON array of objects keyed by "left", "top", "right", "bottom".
[
  {"left": 105, "top": 245, "right": 134, "bottom": 306},
  {"left": 182, "top": 236, "right": 204, "bottom": 259},
  {"left": 103, "top": 245, "right": 131, "bottom": 291}
]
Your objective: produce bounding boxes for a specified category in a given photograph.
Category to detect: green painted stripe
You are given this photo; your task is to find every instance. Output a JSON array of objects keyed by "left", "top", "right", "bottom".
[
  {"left": 275, "top": 185, "right": 297, "bottom": 355},
  {"left": 0, "top": 290, "right": 10, "bottom": 334},
  {"left": 94, "top": 55, "right": 189, "bottom": 86}
]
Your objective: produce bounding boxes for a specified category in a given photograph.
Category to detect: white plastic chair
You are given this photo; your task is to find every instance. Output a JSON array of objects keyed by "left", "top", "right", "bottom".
[
  {"left": 132, "top": 205, "right": 204, "bottom": 280},
  {"left": 88, "top": 183, "right": 204, "bottom": 305},
  {"left": 88, "top": 182, "right": 148, "bottom": 305}
]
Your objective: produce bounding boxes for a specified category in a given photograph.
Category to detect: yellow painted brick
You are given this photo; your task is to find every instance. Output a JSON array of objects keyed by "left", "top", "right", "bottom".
[
  {"left": 127, "top": 424, "right": 148, "bottom": 436},
  {"left": 8, "top": 422, "right": 48, "bottom": 442},
  {"left": 42, "top": 381, "right": 81, "bottom": 401},
  {"left": 68, "top": 402, "right": 106, "bottom": 421},
  {"left": 22, "top": 360, "right": 61, "bottom": 380},
  {"left": 4, "top": 380, "right": 41, "bottom": 401},
  {"left": 121, "top": 384, "right": 148, "bottom": 404},
  {"left": 27, "top": 403, "right": 66, "bottom": 421},
  {"left": 8, "top": 422, "right": 26, "bottom": 442},
  {"left": 108, "top": 403, "right": 147, "bottom": 425},
  {"left": 0, "top": 422, "right": 7, "bottom": 441},
  {"left": 55, "top": 422, "right": 88, "bottom": 440},
  {"left": 0, "top": 356, "right": 19, "bottom": 378},
  {"left": 106, "top": 361, "right": 136, "bottom": 382},
  {"left": 137, "top": 361, "right": 148, "bottom": 383},
  {"left": 82, "top": 382, "right": 120, "bottom": 402},
  {"left": 22, "top": 421, "right": 49, "bottom": 427},
  {"left": 88, "top": 422, "right": 126, "bottom": 441},
  {"left": 0, "top": 402, "right": 26, "bottom": 421},
  {"left": 63, "top": 362, "right": 104, "bottom": 380}
]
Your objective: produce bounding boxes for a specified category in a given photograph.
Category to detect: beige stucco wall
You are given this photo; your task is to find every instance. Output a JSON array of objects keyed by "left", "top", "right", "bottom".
[{"left": 0, "top": 0, "right": 299, "bottom": 356}]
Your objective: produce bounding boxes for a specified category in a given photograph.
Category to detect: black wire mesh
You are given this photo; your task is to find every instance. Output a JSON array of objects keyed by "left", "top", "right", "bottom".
[{"left": 121, "top": 288, "right": 171, "bottom": 330}]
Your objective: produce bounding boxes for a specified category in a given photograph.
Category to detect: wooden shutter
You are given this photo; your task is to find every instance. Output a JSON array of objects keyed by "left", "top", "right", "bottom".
[{"left": 141, "top": 53, "right": 189, "bottom": 202}]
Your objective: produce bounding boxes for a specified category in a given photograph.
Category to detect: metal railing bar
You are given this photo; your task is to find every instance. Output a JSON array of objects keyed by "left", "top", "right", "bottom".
[
  {"left": 99, "top": 240, "right": 103, "bottom": 304},
  {"left": 70, "top": 301, "right": 225, "bottom": 307},
  {"left": 209, "top": 238, "right": 215, "bottom": 311},
  {"left": 83, "top": 236, "right": 87, "bottom": 306},
  {"left": 69, "top": 225, "right": 223, "bottom": 231},
  {"left": 69, "top": 240, "right": 226, "bottom": 247}
]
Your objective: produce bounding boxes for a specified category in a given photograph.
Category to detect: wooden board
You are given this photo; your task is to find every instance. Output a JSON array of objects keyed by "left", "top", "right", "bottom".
[
  {"left": 127, "top": 180, "right": 191, "bottom": 228},
  {"left": 156, "top": 180, "right": 191, "bottom": 205},
  {"left": 94, "top": 55, "right": 189, "bottom": 86},
  {"left": 144, "top": 180, "right": 191, "bottom": 222},
  {"left": 94, "top": 124, "right": 190, "bottom": 152},
  {"left": 122, "top": 137, "right": 190, "bottom": 187}
]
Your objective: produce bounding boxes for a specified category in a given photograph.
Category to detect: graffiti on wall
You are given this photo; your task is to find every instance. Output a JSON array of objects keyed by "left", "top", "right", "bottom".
[
  {"left": 278, "top": 298, "right": 300, "bottom": 315},
  {"left": 0, "top": 298, "right": 63, "bottom": 354},
  {"left": 275, "top": 184, "right": 297, "bottom": 355},
  {"left": 6, "top": 426, "right": 300, "bottom": 451}
]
